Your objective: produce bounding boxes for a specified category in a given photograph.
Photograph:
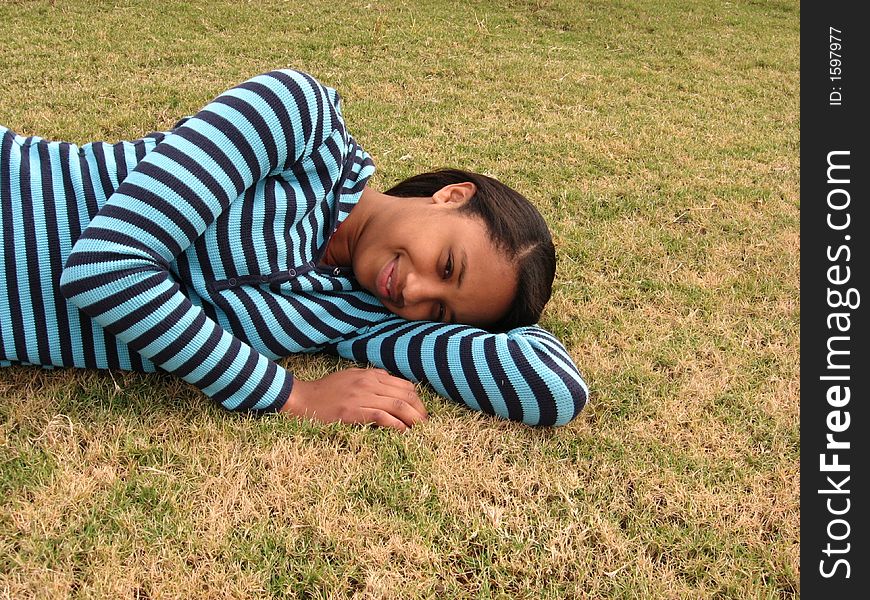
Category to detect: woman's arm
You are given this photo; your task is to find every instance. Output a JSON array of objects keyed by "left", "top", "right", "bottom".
[
  {"left": 330, "top": 318, "right": 589, "bottom": 426},
  {"left": 59, "top": 69, "right": 340, "bottom": 412}
]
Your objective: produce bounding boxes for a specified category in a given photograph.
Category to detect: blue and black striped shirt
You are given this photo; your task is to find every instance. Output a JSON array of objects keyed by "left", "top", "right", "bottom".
[{"left": 1, "top": 69, "right": 587, "bottom": 425}]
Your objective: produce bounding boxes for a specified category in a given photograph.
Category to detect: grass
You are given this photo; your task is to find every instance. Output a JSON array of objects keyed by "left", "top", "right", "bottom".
[{"left": 0, "top": 0, "right": 799, "bottom": 598}]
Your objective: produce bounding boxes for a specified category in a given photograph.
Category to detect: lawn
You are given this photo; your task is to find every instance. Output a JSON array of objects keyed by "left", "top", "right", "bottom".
[{"left": 0, "top": 0, "right": 799, "bottom": 598}]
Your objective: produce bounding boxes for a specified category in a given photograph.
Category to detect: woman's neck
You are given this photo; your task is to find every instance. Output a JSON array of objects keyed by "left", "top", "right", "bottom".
[{"left": 322, "top": 186, "right": 380, "bottom": 267}]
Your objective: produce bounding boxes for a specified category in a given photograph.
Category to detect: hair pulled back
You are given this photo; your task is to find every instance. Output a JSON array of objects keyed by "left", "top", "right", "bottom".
[{"left": 384, "top": 169, "right": 555, "bottom": 332}]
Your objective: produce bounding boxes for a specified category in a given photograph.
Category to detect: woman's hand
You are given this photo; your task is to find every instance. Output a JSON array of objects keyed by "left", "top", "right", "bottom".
[{"left": 280, "top": 368, "right": 428, "bottom": 432}]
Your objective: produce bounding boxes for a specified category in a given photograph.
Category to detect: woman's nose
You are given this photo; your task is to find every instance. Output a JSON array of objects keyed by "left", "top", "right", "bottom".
[{"left": 402, "top": 271, "right": 437, "bottom": 305}]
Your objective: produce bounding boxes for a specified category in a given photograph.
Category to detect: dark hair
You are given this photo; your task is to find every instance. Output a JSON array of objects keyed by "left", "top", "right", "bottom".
[{"left": 384, "top": 168, "right": 556, "bottom": 331}]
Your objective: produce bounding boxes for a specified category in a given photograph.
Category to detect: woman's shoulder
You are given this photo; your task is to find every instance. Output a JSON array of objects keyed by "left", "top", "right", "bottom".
[{"left": 245, "top": 68, "right": 345, "bottom": 117}]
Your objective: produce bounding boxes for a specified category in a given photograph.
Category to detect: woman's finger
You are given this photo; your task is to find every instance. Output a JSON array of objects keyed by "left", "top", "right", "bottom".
[
  {"left": 404, "top": 389, "right": 428, "bottom": 420},
  {"left": 371, "top": 371, "right": 427, "bottom": 417},
  {"left": 377, "top": 383, "right": 427, "bottom": 420},
  {"left": 365, "top": 392, "right": 427, "bottom": 428},
  {"left": 372, "top": 368, "right": 414, "bottom": 389},
  {"left": 359, "top": 407, "right": 409, "bottom": 432}
]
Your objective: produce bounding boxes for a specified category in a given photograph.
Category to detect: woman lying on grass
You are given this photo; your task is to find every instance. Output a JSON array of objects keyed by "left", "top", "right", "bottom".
[{"left": 0, "top": 69, "right": 588, "bottom": 430}]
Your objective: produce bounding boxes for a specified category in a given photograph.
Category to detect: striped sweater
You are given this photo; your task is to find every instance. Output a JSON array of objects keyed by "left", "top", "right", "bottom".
[{"left": 0, "top": 69, "right": 588, "bottom": 426}]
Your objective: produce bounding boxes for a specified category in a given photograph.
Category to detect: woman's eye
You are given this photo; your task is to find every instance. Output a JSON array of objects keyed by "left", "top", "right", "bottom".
[
  {"left": 443, "top": 254, "right": 453, "bottom": 279},
  {"left": 438, "top": 303, "right": 446, "bottom": 321}
]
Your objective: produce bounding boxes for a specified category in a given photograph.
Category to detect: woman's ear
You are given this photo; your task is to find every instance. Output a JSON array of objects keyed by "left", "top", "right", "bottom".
[{"left": 431, "top": 182, "right": 477, "bottom": 205}]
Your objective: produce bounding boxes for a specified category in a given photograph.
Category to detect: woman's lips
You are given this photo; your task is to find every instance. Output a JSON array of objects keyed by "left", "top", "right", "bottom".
[{"left": 377, "top": 257, "right": 398, "bottom": 304}]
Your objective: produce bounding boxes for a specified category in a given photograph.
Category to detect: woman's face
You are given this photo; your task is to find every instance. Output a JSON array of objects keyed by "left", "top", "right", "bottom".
[{"left": 351, "top": 187, "right": 517, "bottom": 328}]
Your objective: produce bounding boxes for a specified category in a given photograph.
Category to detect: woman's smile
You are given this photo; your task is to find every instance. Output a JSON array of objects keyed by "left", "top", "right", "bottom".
[{"left": 377, "top": 256, "right": 401, "bottom": 305}]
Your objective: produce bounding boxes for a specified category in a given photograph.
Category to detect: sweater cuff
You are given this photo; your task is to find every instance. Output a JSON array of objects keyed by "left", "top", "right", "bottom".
[
  {"left": 211, "top": 358, "right": 295, "bottom": 413},
  {"left": 262, "top": 370, "right": 295, "bottom": 413}
]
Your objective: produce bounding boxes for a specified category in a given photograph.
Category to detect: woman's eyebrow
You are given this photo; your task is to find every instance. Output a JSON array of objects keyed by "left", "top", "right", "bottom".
[{"left": 458, "top": 251, "right": 468, "bottom": 288}]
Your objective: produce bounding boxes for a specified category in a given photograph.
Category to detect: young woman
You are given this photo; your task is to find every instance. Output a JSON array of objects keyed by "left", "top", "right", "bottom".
[{"left": 1, "top": 69, "right": 588, "bottom": 430}]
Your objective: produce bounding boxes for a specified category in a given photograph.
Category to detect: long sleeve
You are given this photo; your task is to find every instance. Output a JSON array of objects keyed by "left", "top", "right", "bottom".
[
  {"left": 58, "top": 69, "right": 342, "bottom": 412},
  {"left": 331, "top": 318, "right": 588, "bottom": 426}
]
